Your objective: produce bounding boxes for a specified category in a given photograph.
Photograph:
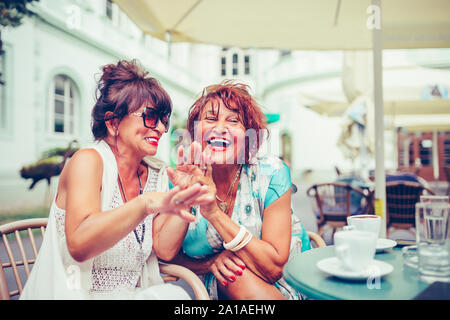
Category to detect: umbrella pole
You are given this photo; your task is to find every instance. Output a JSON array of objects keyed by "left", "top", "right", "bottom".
[{"left": 372, "top": 0, "right": 387, "bottom": 238}]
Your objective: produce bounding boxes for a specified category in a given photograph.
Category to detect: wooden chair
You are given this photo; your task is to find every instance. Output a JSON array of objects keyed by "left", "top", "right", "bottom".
[
  {"left": 306, "top": 231, "right": 326, "bottom": 248},
  {"left": 306, "top": 182, "right": 373, "bottom": 238},
  {"left": 443, "top": 166, "right": 450, "bottom": 196},
  {"left": 385, "top": 181, "right": 435, "bottom": 236},
  {"left": 0, "top": 218, "right": 209, "bottom": 300}
]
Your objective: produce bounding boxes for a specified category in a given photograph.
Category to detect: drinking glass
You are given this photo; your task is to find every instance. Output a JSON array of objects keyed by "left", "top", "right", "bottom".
[{"left": 415, "top": 202, "right": 450, "bottom": 283}]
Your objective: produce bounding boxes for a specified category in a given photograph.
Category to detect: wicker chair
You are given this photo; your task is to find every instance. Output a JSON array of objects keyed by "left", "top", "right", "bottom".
[
  {"left": 0, "top": 218, "right": 209, "bottom": 300},
  {"left": 385, "top": 181, "right": 435, "bottom": 236},
  {"left": 306, "top": 182, "right": 373, "bottom": 238},
  {"left": 306, "top": 231, "right": 326, "bottom": 248}
]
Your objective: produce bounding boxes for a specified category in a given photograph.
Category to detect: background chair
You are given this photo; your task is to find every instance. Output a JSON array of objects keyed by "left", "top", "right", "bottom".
[
  {"left": 306, "top": 231, "right": 326, "bottom": 248},
  {"left": 306, "top": 182, "right": 373, "bottom": 238},
  {"left": 0, "top": 218, "right": 209, "bottom": 300},
  {"left": 443, "top": 166, "right": 450, "bottom": 196},
  {"left": 385, "top": 181, "right": 435, "bottom": 237}
]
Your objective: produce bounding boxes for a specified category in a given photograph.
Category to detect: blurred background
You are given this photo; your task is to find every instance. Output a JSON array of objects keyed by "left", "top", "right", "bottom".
[{"left": 0, "top": 1, "right": 449, "bottom": 243}]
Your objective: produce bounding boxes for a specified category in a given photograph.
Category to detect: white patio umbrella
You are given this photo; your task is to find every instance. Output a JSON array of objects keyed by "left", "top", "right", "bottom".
[
  {"left": 114, "top": 0, "right": 450, "bottom": 237},
  {"left": 114, "top": 0, "right": 450, "bottom": 50}
]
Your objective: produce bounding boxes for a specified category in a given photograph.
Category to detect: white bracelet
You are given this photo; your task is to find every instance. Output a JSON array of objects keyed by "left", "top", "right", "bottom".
[
  {"left": 223, "top": 226, "right": 247, "bottom": 250},
  {"left": 230, "top": 232, "right": 253, "bottom": 252}
]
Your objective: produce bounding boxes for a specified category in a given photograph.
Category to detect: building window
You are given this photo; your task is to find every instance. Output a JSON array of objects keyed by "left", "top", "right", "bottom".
[
  {"left": 0, "top": 49, "right": 5, "bottom": 131},
  {"left": 419, "top": 139, "right": 433, "bottom": 166},
  {"left": 232, "top": 53, "right": 238, "bottom": 76},
  {"left": 221, "top": 57, "right": 226, "bottom": 76},
  {"left": 106, "top": 0, "right": 113, "bottom": 20},
  {"left": 280, "top": 49, "right": 291, "bottom": 58},
  {"left": 50, "top": 75, "right": 77, "bottom": 136},
  {"left": 244, "top": 55, "right": 250, "bottom": 75}
]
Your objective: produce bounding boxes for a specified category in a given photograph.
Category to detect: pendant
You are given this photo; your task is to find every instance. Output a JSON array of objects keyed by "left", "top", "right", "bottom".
[
  {"left": 219, "top": 201, "right": 228, "bottom": 213},
  {"left": 137, "top": 249, "right": 146, "bottom": 268}
]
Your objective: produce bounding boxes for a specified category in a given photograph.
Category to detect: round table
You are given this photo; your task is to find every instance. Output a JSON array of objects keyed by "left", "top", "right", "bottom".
[{"left": 283, "top": 246, "right": 430, "bottom": 300}]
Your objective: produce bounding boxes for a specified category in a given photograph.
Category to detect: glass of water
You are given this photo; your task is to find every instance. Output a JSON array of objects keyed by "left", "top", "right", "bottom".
[{"left": 415, "top": 202, "right": 450, "bottom": 283}]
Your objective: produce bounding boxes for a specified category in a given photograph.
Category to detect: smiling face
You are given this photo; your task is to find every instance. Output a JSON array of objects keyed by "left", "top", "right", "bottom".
[
  {"left": 196, "top": 99, "right": 246, "bottom": 165},
  {"left": 114, "top": 105, "right": 167, "bottom": 158}
]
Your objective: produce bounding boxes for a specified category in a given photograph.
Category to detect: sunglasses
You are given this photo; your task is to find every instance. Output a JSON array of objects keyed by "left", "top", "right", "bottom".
[{"left": 131, "top": 107, "right": 171, "bottom": 133}]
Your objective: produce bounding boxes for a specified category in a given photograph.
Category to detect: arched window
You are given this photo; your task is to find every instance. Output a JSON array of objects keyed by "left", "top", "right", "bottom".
[{"left": 49, "top": 75, "right": 78, "bottom": 136}]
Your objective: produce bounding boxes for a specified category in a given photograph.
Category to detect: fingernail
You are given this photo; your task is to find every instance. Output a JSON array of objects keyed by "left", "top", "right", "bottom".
[
  {"left": 201, "top": 185, "right": 208, "bottom": 189},
  {"left": 236, "top": 269, "right": 242, "bottom": 275},
  {"left": 240, "top": 265, "right": 246, "bottom": 270},
  {"left": 222, "top": 281, "right": 228, "bottom": 286},
  {"left": 230, "top": 275, "right": 236, "bottom": 281}
]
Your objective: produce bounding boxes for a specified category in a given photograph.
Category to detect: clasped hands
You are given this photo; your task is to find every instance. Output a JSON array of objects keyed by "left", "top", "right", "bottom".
[
  {"left": 166, "top": 141, "right": 219, "bottom": 219},
  {"left": 139, "top": 142, "right": 216, "bottom": 223},
  {"left": 166, "top": 142, "right": 246, "bottom": 286}
]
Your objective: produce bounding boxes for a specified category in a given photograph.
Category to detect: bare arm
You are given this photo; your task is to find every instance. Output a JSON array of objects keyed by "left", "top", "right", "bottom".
[
  {"left": 207, "top": 189, "right": 292, "bottom": 283},
  {"left": 152, "top": 214, "right": 189, "bottom": 261},
  {"left": 63, "top": 149, "right": 148, "bottom": 262},
  {"left": 63, "top": 149, "right": 210, "bottom": 262},
  {"left": 167, "top": 250, "right": 216, "bottom": 275}
]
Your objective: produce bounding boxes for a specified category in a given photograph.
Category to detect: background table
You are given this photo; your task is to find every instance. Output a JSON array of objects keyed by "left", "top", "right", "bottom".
[{"left": 283, "top": 246, "right": 430, "bottom": 300}]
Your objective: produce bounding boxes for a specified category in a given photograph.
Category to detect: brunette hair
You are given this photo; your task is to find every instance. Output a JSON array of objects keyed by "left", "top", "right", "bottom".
[
  {"left": 187, "top": 80, "right": 268, "bottom": 164},
  {"left": 91, "top": 59, "right": 172, "bottom": 140}
]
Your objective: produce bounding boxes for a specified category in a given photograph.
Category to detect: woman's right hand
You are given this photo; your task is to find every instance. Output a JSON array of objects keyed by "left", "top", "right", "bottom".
[
  {"left": 209, "top": 250, "right": 246, "bottom": 287},
  {"left": 142, "top": 183, "right": 213, "bottom": 222},
  {"left": 167, "top": 143, "right": 220, "bottom": 219}
]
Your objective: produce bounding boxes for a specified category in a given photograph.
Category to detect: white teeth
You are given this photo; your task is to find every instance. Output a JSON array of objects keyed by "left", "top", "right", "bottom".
[
  {"left": 146, "top": 138, "right": 158, "bottom": 142},
  {"left": 209, "top": 138, "right": 230, "bottom": 146}
]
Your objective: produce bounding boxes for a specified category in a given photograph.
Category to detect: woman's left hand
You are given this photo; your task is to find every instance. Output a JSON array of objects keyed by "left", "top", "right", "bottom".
[
  {"left": 166, "top": 143, "right": 205, "bottom": 188},
  {"left": 209, "top": 250, "right": 246, "bottom": 287},
  {"left": 143, "top": 183, "right": 212, "bottom": 222}
]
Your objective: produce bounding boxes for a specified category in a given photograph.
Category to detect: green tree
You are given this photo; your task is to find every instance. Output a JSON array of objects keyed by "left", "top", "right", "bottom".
[{"left": 0, "top": 0, "right": 39, "bottom": 51}]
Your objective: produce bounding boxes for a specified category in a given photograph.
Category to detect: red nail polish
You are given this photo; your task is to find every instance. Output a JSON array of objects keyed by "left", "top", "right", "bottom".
[
  {"left": 230, "top": 275, "right": 236, "bottom": 281},
  {"left": 223, "top": 281, "right": 228, "bottom": 286},
  {"left": 236, "top": 269, "right": 243, "bottom": 275},
  {"left": 240, "top": 265, "right": 246, "bottom": 270}
]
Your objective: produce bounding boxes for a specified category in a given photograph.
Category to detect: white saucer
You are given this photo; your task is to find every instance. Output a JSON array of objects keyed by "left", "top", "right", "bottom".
[
  {"left": 317, "top": 257, "right": 394, "bottom": 281},
  {"left": 376, "top": 238, "right": 397, "bottom": 252}
]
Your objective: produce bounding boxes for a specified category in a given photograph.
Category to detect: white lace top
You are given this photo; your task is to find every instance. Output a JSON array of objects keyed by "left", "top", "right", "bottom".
[{"left": 54, "top": 167, "right": 160, "bottom": 298}]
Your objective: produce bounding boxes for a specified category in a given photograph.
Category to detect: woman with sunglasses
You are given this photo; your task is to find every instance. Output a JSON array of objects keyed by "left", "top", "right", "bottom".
[
  {"left": 167, "top": 81, "right": 311, "bottom": 300},
  {"left": 21, "top": 60, "right": 213, "bottom": 299}
]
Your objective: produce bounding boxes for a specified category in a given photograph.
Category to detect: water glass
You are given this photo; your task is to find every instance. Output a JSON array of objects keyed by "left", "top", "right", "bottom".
[{"left": 415, "top": 202, "right": 450, "bottom": 283}]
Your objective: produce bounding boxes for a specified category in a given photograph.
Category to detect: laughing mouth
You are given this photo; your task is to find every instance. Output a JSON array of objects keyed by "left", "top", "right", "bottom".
[
  {"left": 207, "top": 137, "right": 231, "bottom": 149},
  {"left": 145, "top": 137, "right": 159, "bottom": 146}
]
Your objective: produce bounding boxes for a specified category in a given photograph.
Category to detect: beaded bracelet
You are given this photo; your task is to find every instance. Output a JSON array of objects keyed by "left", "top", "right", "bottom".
[
  {"left": 230, "top": 232, "right": 253, "bottom": 252},
  {"left": 223, "top": 226, "right": 247, "bottom": 251}
]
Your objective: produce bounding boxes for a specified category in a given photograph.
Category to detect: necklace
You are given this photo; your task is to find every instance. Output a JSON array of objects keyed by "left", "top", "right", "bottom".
[
  {"left": 215, "top": 165, "right": 242, "bottom": 214},
  {"left": 117, "top": 170, "right": 145, "bottom": 247}
]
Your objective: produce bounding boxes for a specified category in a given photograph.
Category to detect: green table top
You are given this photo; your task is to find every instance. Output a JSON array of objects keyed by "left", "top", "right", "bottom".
[{"left": 283, "top": 245, "right": 430, "bottom": 300}]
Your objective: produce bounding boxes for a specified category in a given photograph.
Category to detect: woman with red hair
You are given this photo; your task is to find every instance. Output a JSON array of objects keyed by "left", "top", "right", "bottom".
[{"left": 168, "top": 81, "right": 310, "bottom": 300}]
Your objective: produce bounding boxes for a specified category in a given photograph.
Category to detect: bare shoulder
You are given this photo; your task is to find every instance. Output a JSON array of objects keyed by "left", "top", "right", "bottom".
[{"left": 63, "top": 148, "right": 103, "bottom": 179}]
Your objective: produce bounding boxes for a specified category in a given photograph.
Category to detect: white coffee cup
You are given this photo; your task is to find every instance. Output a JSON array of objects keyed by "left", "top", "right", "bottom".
[
  {"left": 345, "top": 214, "right": 381, "bottom": 237},
  {"left": 334, "top": 230, "right": 378, "bottom": 272}
]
